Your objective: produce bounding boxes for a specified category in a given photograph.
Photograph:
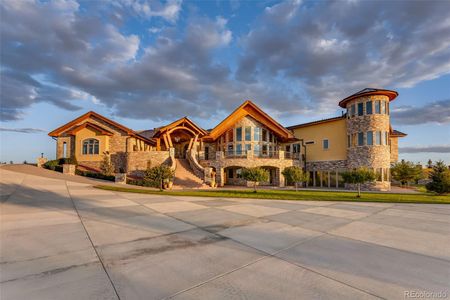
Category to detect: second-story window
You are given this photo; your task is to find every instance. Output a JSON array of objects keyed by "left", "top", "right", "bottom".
[
  {"left": 254, "top": 127, "right": 260, "bottom": 141},
  {"left": 376, "top": 131, "right": 382, "bottom": 145},
  {"left": 358, "top": 103, "right": 364, "bottom": 116},
  {"left": 381, "top": 100, "right": 386, "bottom": 114},
  {"left": 323, "top": 139, "right": 329, "bottom": 150},
  {"left": 262, "top": 128, "right": 267, "bottom": 142},
  {"left": 351, "top": 104, "right": 356, "bottom": 117},
  {"left": 236, "top": 144, "right": 242, "bottom": 155},
  {"left": 228, "top": 129, "right": 234, "bottom": 142},
  {"left": 375, "top": 101, "right": 381, "bottom": 114},
  {"left": 245, "top": 126, "right": 251, "bottom": 141},
  {"left": 236, "top": 127, "right": 242, "bottom": 141},
  {"left": 366, "top": 101, "right": 372, "bottom": 115},
  {"left": 367, "top": 131, "right": 373, "bottom": 145},
  {"left": 358, "top": 132, "right": 364, "bottom": 146}
]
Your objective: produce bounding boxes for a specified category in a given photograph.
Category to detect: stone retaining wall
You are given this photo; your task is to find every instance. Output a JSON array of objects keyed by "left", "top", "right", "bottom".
[{"left": 126, "top": 151, "right": 170, "bottom": 177}]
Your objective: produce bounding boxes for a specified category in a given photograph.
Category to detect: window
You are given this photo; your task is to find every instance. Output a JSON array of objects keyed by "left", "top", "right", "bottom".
[
  {"left": 262, "top": 144, "right": 268, "bottom": 155},
  {"left": 262, "top": 128, "right": 268, "bottom": 142},
  {"left": 228, "top": 129, "right": 234, "bottom": 142},
  {"left": 82, "top": 139, "right": 99, "bottom": 155},
  {"left": 236, "top": 144, "right": 242, "bottom": 155},
  {"left": 228, "top": 169, "right": 234, "bottom": 179},
  {"left": 254, "top": 144, "right": 260, "bottom": 155},
  {"left": 347, "top": 135, "right": 351, "bottom": 148},
  {"left": 245, "top": 144, "right": 251, "bottom": 152},
  {"left": 245, "top": 126, "right": 251, "bottom": 141},
  {"left": 381, "top": 101, "right": 385, "bottom": 114},
  {"left": 269, "top": 132, "right": 273, "bottom": 143},
  {"left": 236, "top": 168, "right": 242, "bottom": 178},
  {"left": 323, "top": 139, "right": 329, "bottom": 149},
  {"left": 63, "top": 142, "right": 67, "bottom": 158},
  {"left": 376, "top": 131, "right": 382, "bottom": 145},
  {"left": 366, "top": 101, "right": 372, "bottom": 115},
  {"left": 254, "top": 127, "right": 260, "bottom": 141},
  {"left": 293, "top": 143, "right": 301, "bottom": 153},
  {"left": 358, "top": 102, "right": 364, "bottom": 116},
  {"left": 375, "top": 100, "right": 381, "bottom": 114},
  {"left": 351, "top": 104, "right": 356, "bottom": 117},
  {"left": 227, "top": 144, "right": 233, "bottom": 155},
  {"left": 236, "top": 127, "right": 242, "bottom": 141},
  {"left": 367, "top": 131, "right": 373, "bottom": 145},
  {"left": 358, "top": 132, "right": 364, "bottom": 146}
]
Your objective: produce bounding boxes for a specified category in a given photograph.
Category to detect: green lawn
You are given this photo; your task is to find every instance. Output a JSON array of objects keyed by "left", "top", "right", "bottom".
[{"left": 94, "top": 185, "right": 450, "bottom": 204}]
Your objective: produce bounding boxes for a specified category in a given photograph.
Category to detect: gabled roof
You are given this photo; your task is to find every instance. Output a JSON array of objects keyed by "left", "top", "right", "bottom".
[
  {"left": 204, "top": 100, "right": 296, "bottom": 142},
  {"left": 66, "top": 122, "right": 113, "bottom": 136},
  {"left": 152, "top": 116, "right": 208, "bottom": 138},
  {"left": 48, "top": 111, "right": 155, "bottom": 145},
  {"left": 287, "top": 116, "right": 345, "bottom": 130},
  {"left": 339, "top": 88, "right": 398, "bottom": 108}
]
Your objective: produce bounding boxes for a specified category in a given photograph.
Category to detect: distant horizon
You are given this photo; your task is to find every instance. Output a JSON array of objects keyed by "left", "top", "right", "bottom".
[{"left": 1, "top": 0, "right": 449, "bottom": 164}]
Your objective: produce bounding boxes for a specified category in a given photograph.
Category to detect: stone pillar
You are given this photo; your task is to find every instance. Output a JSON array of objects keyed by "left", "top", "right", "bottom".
[
  {"left": 37, "top": 157, "right": 48, "bottom": 168},
  {"left": 216, "top": 151, "right": 224, "bottom": 160},
  {"left": 278, "top": 150, "right": 285, "bottom": 160},
  {"left": 63, "top": 164, "right": 76, "bottom": 175},
  {"left": 217, "top": 167, "right": 225, "bottom": 187},
  {"left": 115, "top": 173, "right": 127, "bottom": 184},
  {"left": 278, "top": 168, "right": 285, "bottom": 187}
]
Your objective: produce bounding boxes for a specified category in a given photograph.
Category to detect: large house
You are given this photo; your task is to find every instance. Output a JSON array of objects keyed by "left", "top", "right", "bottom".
[{"left": 49, "top": 88, "right": 406, "bottom": 191}]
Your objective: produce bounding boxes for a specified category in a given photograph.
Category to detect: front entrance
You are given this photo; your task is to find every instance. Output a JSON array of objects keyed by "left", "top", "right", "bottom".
[{"left": 174, "top": 143, "right": 189, "bottom": 159}]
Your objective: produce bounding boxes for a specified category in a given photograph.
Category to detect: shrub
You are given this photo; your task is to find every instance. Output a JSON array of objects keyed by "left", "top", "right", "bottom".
[
  {"left": 58, "top": 155, "right": 78, "bottom": 165},
  {"left": 144, "top": 165, "right": 175, "bottom": 191},
  {"left": 341, "top": 168, "right": 376, "bottom": 197},
  {"left": 43, "top": 160, "right": 60, "bottom": 171},
  {"left": 75, "top": 169, "right": 115, "bottom": 181},
  {"left": 282, "top": 166, "right": 309, "bottom": 191},
  {"left": 100, "top": 154, "right": 115, "bottom": 176},
  {"left": 391, "top": 160, "right": 422, "bottom": 186},
  {"left": 241, "top": 167, "right": 269, "bottom": 192},
  {"left": 426, "top": 160, "right": 450, "bottom": 194}
]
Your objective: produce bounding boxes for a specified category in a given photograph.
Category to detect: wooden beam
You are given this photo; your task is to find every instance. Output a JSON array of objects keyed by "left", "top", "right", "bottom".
[
  {"left": 156, "top": 138, "right": 161, "bottom": 151},
  {"left": 166, "top": 132, "right": 173, "bottom": 148},
  {"left": 187, "top": 138, "right": 194, "bottom": 150},
  {"left": 163, "top": 134, "right": 169, "bottom": 149}
]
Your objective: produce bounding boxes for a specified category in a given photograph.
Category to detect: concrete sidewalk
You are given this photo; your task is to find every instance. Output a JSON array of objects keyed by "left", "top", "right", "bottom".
[{"left": 1, "top": 167, "right": 449, "bottom": 299}]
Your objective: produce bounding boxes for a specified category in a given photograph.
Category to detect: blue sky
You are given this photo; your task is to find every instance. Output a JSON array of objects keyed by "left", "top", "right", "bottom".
[{"left": 1, "top": 0, "right": 449, "bottom": 165}]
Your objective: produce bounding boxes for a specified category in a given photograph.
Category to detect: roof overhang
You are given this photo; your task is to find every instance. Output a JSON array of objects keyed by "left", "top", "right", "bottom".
[
  {"left": 152, "top": 117, "right": 208, "bottom": 138},
  {"left": 339, "top": 88, "right": 398, "bottom": 108},
  {"left": 204, "top": 100, "right": 295, "bottom": 142},
  {"left": 66, "top": 122, "right": 114, "bottom": 136}
]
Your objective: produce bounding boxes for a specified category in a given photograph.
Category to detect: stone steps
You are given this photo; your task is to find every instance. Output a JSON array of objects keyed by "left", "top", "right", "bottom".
[{"left": 173, "top": 159, "right": 208, "bottom": 189}]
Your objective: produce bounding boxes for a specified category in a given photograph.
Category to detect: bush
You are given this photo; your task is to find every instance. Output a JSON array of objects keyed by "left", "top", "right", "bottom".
[
  {"left": 58, "top": 155, "right": 78, "bottom": 165},
  {"left": 144, "top": 165, "right": 175, "bottom": 191},
  {"left": 44, "top": 160, "right": 60, "bottom": 171},
  {"left": 282, "top": 166, "right": 309, "bottom": 191},
  {"left": 241, "top": 167, "right": 269, "bottom": 192},
  {"left": 75, "top": 169, "right": 115, "bottom": 181},
  {"left": 426, "top": 160, "right": 450, "bottom": 194},
  {"left": 100, "top": 154, "right": 115, "bottom": 176},
  {"left": 391, "top": 160, "right": 422, "bottom": 186}
]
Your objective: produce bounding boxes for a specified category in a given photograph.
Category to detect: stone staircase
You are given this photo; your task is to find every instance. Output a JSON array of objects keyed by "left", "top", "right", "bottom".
[{"left": 172, "top": 159, "right": 208, "bottom": 189}]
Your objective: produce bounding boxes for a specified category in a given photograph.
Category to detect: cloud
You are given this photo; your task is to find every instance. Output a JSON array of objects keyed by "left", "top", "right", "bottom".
[
  {"left": 391, "top": 99, "right": 450, "bottom": 125},
  {"left": 400, "top": 145, "right": 450, "bottom": 153},
  {"left": 1, "top": 0, "right": 450, "bottom": 124},
  {"left": 0, "top": 127, "right": 46, "bottom": 134},
  {"left": 237, "top": 1, "right": 450, "bottom": 112}
]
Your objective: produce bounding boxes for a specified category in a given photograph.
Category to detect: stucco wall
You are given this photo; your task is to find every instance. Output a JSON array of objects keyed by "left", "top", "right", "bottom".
[{"left": 291, "top": 118, "right": 347, "bottom": 162}]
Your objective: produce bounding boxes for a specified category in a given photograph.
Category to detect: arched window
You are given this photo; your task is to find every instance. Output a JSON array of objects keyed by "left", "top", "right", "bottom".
[{"left": 82, "top": 139, "right": 99, "bottom": 155}]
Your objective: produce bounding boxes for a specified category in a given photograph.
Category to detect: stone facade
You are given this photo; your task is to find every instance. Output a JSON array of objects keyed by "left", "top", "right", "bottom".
[
  {"left": 306, "top": 160, "right": 347, "bottom": 171},
  {"left": 390, "top": 137, "right": 399, "bottom": 163},
  {"left": 62, "top": 164, "right": 76, "bottom": 175},
  {"left": 345, "top": 95, "right": 392, "bottom": 190},
  {"left": 126, "top": 151, "right": 170, "bottom": 177}
]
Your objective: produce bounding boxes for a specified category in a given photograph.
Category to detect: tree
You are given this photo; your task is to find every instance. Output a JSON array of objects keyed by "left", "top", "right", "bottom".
[
  {"left": 426, "top": 160, "right": 450, "bottom": 194},
  {"left": 144, "top": 165, "right": 175, "bottom": 191},
  {"left": 100, "top": 153, "right": 115, "bottom": 176},
  {"left": 427, "top": 159, "right": 433, "bottom": 169},
  {"left": 341, "top": 168, "right": 376, "bottom": 198},
  {"left": 391, "top": 160, "right": 421, "bottom": 186},
  {"left": 282, "top": 166, "right": 309, "bottom": 191},
  {"left": 241, "top": 167, "right": 269, "bottom": 192}
]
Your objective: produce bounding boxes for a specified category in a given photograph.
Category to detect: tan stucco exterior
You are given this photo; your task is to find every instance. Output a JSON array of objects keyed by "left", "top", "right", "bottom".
[
  {"left": 74, "top": 127, "right": 109, "bottom": 163},
  {"left": 291, "top": 118, "right": 347, "bottom": 162}
]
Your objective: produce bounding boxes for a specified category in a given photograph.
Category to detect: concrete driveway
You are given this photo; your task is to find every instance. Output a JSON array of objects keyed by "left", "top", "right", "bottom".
[{"left": 1, "top": 167, "right": 449, "bottom": 300}]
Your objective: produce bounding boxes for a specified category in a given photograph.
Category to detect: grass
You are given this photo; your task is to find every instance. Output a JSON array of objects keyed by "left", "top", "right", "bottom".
[{"left": 94, "top": 185, "right": 450, "bottom": 204}]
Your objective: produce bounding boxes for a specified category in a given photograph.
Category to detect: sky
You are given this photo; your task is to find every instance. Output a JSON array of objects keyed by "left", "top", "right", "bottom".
[{"left": 1, "top": 0, "right": 449, "bottom": 165}]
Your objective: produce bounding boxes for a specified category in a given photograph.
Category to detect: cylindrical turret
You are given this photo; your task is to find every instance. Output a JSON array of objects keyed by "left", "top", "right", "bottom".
[{"left": 339, "top": 88, "right": 398, "bottom": 191}]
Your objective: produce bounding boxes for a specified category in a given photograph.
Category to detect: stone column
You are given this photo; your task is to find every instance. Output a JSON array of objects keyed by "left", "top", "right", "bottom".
[
  {"left": 278, "top": 168, "right": 285, "bottom": 187},
  {"left": 217, "top": 167, "right": 225, "bottom": 187},
  {"left": 37, "top": 157, "right": 48, "bottom": 168}
]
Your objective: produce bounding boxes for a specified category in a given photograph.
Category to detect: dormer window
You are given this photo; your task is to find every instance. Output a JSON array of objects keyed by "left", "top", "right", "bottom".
[{"left": 82, "top": 139, "right": 99, "bottom": 155}]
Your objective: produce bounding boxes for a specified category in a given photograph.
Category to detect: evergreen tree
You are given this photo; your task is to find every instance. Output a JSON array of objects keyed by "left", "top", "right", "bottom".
[
  {"left": 426, "top": 160, "right": 450, "bottom": 194},
  {"left": 427, "top": 159, "right": 433, "bottom": 169},
  {"left": 391, "top": 160, "right": 421, "bottom": 186}
]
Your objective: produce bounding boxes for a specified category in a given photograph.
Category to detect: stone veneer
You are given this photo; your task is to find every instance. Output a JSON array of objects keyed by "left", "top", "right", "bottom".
[
  {"left": 306, "top": 160, "right": 347, "bottom": 171},
  {"left": 126, "top": 151, "right": 170, "bottom": 177},
  {"left": 345, "top": 94, "right": 392, "bottom": 190}
]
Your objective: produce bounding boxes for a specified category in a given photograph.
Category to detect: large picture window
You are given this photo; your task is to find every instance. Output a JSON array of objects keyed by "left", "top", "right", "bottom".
[
  {"left": 82, "top": 139, "right": 99, "bottom": 155},
  {"left": 236, "top": 127, "right": 242, "bottom": 141},
  {"left": 245, "top": 126, "right": 251, "bottom": 141},
  {"left": 358, "top": 132, "right": 364, "bottom": 146},
  {"left": 366, "top": 101, "right": 372, "bottom": 115},
  {"left": 357, "top": 102, "right": 364, "bottom": 116},
  {"left": 367, "top": 131, "right": 373, "bottom": 145}
]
